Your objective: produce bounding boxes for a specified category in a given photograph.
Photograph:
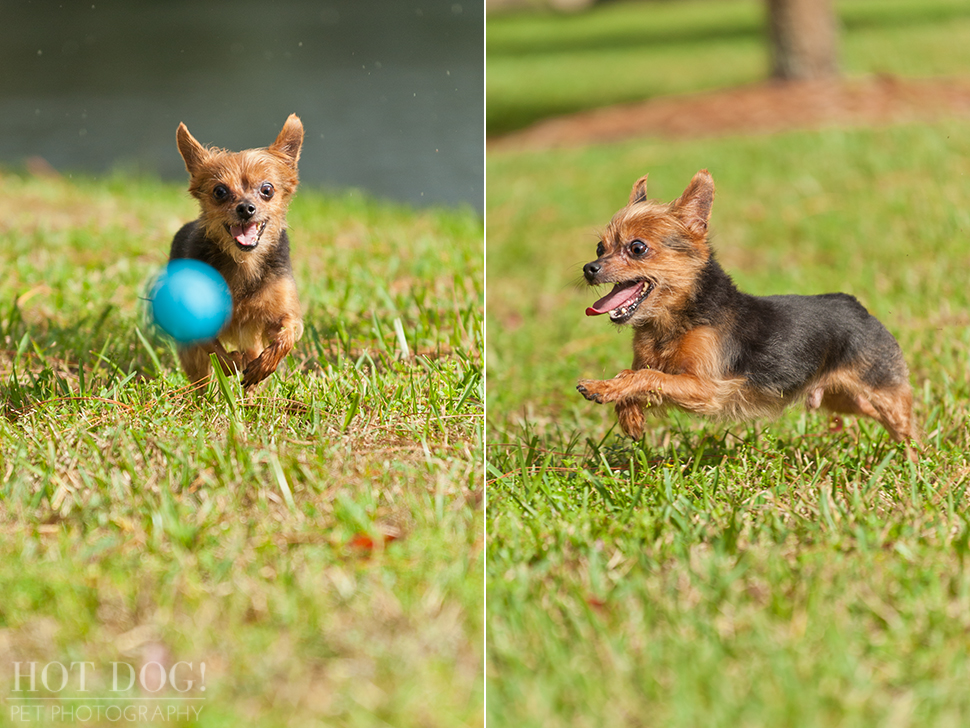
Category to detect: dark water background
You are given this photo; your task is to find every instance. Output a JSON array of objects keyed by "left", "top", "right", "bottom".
[{"left": 2, "top": 0, "right": 484, "bottom": 212}]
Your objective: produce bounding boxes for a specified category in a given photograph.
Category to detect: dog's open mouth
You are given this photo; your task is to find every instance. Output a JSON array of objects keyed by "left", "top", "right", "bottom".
[
  {"left": 227, "top": 221, "right": 266, "bottom": 250},
  {"left": 586, "top": 280, "right": 654, "bottom": 323}
]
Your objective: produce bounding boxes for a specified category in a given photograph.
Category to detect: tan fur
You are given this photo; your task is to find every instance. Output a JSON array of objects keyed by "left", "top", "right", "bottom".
[
  {"left": 597, "top": 208, "right": 708, "bottom": 333},
  {"left": 173, "top": 115, "right": 304, "bottom": 390},
  {"left": 582, "top": 326, "right": 748, "bottom": 426},
  {"left": 806, "top": 368, "right": 917, "bottom": 446}
]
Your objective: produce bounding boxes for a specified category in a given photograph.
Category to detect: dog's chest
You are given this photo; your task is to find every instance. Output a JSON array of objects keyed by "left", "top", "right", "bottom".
[{"left": 632, "top": 325, "right": 727, "bottom": 379}]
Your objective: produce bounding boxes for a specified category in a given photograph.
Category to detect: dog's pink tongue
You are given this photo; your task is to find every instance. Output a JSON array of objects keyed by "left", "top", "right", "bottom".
[
  {"left": 230, "top": 222, "right": 260, "bottom": 247},
  {"left": 586, "top": 282, "right": 644, "bottom": 316}
]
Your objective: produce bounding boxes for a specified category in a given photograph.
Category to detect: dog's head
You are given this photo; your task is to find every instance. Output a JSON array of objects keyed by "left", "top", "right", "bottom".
[
  {"left": 583, "top": 169, "right": 714, "bottom": 327},
  {"left": 176, "top": 114, "right": 303, "bottom": 264}
]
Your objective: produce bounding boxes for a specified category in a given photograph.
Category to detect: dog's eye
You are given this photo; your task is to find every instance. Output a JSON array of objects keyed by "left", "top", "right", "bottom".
[
  {"left": 212, "top": 185, "right": 230, "bottom": 201},
  {"left": 596, "top": 242, "right": 605, "bottom": 257},
  {"left": 629, "top": 240, "right": 648, "bottom": 257},
  {"left": 259, "top": 183, "right": 275, "bottom": 200}
]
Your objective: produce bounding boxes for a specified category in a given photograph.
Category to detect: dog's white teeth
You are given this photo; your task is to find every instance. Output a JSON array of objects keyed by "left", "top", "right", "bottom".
[{"left": 609, "top": 284, "right": 651, "bottom": 321}]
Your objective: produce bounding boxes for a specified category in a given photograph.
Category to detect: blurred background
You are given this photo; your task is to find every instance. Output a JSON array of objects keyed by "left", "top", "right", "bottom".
[
  {"left": 487, "top": 0, "right": 970, "bottom": 138},
  {"left": 3, "top": 0, "right": 484, "bottom": 212}
]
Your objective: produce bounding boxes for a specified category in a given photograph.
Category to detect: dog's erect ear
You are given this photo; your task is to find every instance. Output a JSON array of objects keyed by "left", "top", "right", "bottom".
[
  {"left": 270, "top": 114, "right": 304, "bottom": 167},
  {"left": 176, "top": 123, "right": 209, "bottom": 176},
  {"left": 671, "top": 169, "right": 714, "bottom": 237},
  {"left": 628, "top": 174, "right": 649, "bottom": 206}
]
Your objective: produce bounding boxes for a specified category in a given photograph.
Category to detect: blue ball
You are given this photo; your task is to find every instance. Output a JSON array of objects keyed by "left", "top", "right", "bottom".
[{"left": 151, "top": 259, "right": 232, "bottom": 344}]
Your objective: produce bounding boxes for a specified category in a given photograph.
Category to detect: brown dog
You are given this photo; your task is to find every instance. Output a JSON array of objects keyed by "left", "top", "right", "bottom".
[
  {"left": 170, "top": 115, "right": 305, "bottom": 389},
  {"left": 578, "top": 169, "right": 917, "bottom": 458}
]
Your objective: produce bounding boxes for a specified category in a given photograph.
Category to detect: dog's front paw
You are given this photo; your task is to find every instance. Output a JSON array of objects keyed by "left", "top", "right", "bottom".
[
  {"left": 242, "top": 357, "right": 274, "bottom": 389},
  {"left": 577, "top": 379, "right": 613, "bottom": 404},
  {"left": 576, "top": 381, "right": 601, "bottom": 403}
]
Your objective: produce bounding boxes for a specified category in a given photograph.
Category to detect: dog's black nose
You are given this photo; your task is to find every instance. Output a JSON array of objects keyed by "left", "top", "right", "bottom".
[
  {"left": 236, "top": 201, "right": 257, "bottom": 220},
  {"left": 583, "top": 261, "right": 601, "bottom": 283}
]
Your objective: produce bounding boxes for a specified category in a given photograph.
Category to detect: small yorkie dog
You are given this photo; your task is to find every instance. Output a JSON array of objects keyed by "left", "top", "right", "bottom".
[
  {"left": 171, "top": 114, "right": 304, "bottom": 389},
  {"left": 577, "top": 169, "right": 917, "bottom": 458}
]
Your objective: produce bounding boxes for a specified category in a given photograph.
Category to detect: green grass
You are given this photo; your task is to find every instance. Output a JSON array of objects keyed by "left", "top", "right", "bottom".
[
  {"left": 0, "top": 169, "right": 483, "bottom": 726},
  {"left": 487, "top": 0, "right": 970, "bottom": 134},
  {"left": 486, "top": 118, "right": 970, "bottom": 725}
]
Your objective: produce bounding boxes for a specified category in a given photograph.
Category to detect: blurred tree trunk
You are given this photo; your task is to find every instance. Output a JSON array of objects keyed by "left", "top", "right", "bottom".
[{"left": 766, "top": 0, "right": 839, "bottom": 81}]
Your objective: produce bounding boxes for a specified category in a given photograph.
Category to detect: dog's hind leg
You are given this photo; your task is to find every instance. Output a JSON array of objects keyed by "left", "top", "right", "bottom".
[
  {"left": 178, "top": 344, "right": 212, "bottom": 388},
  {"left": 821, "top": 383, "right": 918, "bottom": 459},
  {"left": 866, "top": 383, "right": 918, "bottom": 448},
  {"left": 178, "top": 341, "right": 245, "bottom": 389}
]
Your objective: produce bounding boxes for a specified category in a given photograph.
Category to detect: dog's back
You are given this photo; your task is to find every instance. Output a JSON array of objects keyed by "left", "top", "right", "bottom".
[{"left": 728, "top": 290, "right": 909, "bottom": 395}]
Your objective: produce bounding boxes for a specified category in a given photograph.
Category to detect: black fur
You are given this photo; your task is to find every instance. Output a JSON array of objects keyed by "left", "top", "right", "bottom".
[
  {"left": 170, "top": 221, "right": 294, "bottom": 298},
  {"left": 671, "top": 254, "right": 907, "bottom": 395}
]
